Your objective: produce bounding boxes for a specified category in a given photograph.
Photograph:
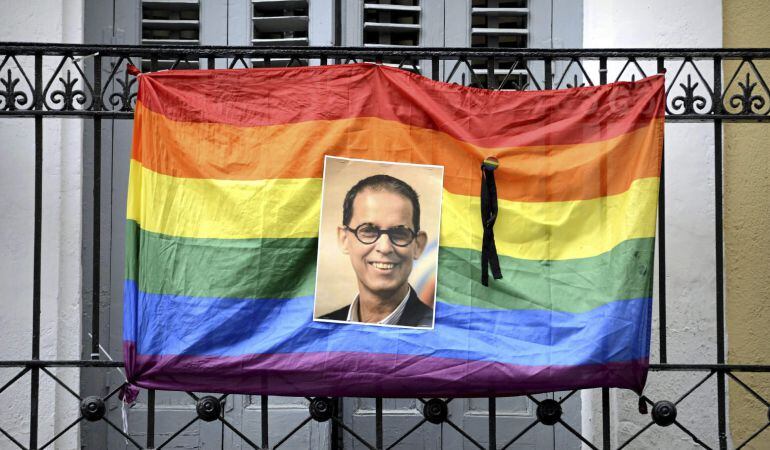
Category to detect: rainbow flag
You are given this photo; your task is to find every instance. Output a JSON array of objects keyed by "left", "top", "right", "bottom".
[{"left": 124, "top": 64, "right": 664, "bottom": 397}]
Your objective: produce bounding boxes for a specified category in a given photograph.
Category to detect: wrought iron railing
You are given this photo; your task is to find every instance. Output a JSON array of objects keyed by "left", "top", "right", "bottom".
[{"left": 1, "top": 44, "right": 769, "bottom": 450}]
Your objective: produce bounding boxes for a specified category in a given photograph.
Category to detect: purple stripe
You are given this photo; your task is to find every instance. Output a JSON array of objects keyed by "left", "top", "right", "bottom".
[{"left": 125, "top": 342, "right": 648, "bottom": 397}]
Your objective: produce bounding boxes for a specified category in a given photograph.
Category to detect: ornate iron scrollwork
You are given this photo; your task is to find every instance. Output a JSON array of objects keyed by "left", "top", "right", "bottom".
[
  {"left": 445, "top": 57, "right": 485, "bottom": 88},
  {"left": 0, "top": 69, "right": 28, "bottom": 111},
  {"left": 0, "top": 55, "right": 34, "bottom": 111},
  {"left": 729, "top": 72, "right": 767, "bottom": 114},
  {"left": 725, "top": 61, "right": 770, "bottom": 114},
  {"left": 110, "top": 71, "right": 138, "bottom": 112},
  {"left": 671, "top": 74, "right": 708, "bottom": 114},
  {"left": 723, "top": 59, "right": 770, "bottom": 116},
  {"left": 614, "top": 57, "right": 648, "bottom": 83},
  {"left": 666, "top": 58, "right": 713, "bottom": 116},
  {"left": 42, "top": 56, "right": 94, "bottom": 111},
  {"left": 102, "top": 56, "right": 139, "bottom": 112},
  {"left": 556, "top": 58, "right": 594, "bottom": 89}
]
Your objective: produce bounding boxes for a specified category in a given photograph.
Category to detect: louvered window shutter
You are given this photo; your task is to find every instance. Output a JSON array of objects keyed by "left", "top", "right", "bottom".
[
  {"left": 252, "top": 0, "right": 310, "bottom": 46},
  {"left": 471, "top": 0, "right": 528, "bottom": 89},
  {"left": 471, "top": 0, "right": 527, "bottom": 48},
  {"left": 141, "top": 0, "right": 200, "bottom": 70},
  {"left": 363, "top": 1, "right": 421, "bottom": 48},
  {"left": 250, "top": 0, "right": 310, "bottom": 67},
  {"left": 337, "top": 0, "right": 428, "bottom": 73}
]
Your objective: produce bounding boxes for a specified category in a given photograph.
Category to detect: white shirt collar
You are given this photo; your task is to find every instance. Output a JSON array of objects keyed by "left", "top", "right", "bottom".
[{"left": 347, "top": 288, "right": 411, "bottom": 325}]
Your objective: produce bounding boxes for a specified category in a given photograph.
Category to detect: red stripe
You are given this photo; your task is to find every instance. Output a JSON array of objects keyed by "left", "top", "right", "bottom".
[{"left": 138, "top": 63, "right": 665, "bottom": 148}]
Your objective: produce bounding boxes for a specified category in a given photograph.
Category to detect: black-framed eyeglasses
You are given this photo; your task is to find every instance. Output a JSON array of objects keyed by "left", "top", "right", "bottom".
[{"left": 345, "top": 223, "right": 418, "bottom": 247}]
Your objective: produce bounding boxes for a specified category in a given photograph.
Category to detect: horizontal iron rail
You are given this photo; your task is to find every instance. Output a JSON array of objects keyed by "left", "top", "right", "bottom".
[
  {"left": 3, "top": 44, "right": 770, "bottom": 121},
  {"left": 3, "top": 111, "right": 769, "bottom": 122},
  {"left": 0, "top": 361, "right": 768, "bottom": 372},
  {"left": 1, "top": 43, "right": 769, "bottom": 450},
  {"left": 3, "top": 43, "right": 770, "bottom": 58}
]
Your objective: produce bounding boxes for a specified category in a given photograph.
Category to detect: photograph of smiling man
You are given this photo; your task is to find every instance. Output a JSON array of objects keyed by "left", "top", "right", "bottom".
[{"left": 313, "top": 156, "right": 443, "bottom": 329}]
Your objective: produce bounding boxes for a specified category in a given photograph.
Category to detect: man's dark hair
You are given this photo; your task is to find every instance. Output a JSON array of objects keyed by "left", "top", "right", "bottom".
[{"left": 342, "top": 174, "right": 421, "bottom": 231}]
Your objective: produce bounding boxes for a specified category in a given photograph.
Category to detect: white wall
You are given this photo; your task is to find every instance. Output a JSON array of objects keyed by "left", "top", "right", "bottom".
[
  {"left": 581, "top": 1, "right": 723, "bottom": 449},
  {"left": 0, "top": 1, "right": 84, "bottom": 448}
]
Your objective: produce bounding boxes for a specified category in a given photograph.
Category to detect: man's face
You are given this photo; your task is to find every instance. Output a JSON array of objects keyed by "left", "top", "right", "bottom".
[{"left": 338, "top": 188, "right": 427, "bottom": 300}]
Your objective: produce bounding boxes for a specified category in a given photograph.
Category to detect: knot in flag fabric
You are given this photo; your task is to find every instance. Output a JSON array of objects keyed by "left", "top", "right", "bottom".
[{"left": 124, "top": 63, "right": 664, "bottom": 397}]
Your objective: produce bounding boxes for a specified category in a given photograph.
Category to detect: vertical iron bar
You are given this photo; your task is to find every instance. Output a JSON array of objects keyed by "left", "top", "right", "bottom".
[
  {"left": 713, "top": 56, "right": 723, "bottom": 116},
  {"left": 261, "top": 395, "right": 268, "bottom": 449},
  {"left": 713, "top": 54, "right": 727, "bottom": 450},
  {"left": 431, "top": 56, "right": 439, "bottom": 82},
  {"left": 321, "top": 55, "right": 328, "bottom": 66},
  {"left": 91, "top": 54, "right": 103, "bottom": 359},
  {"left": 208, "top": 56, "right": 215, "bottom": 70},
  {"left": 715, "top": 125, "right": 727, "bottom": 449},
  {"left": 220, "top": 400, "right": 225, "bottom": 450},
  {"left": 91, "top": 116, "right": 101, "bottom": 359},
  {"left": 599, "top": 57, "right": 607, "bottom": 85},
  {"left": 331, "top": 398, "right": 342, "bottom": 450},
  {"left": 375, "top": 397, "right": 383, "bottom": 450},
  {"left": 220, "top": 405, "right": 225, "bottom": 450},
  {"left": 602, "top": 388, "right": 610, "bottom": 450},
  {"left": 715, "top": 118, "right": 727, "bottom": 450},
  {"left": 30, "top": 367, "right": 39, "bottom": 450},
  {"left": 486, "top": 56, "right": 496, "bottom": 90},
  {"left": 147, "top": 389, "right": 155, "bottom": 448},
  {"left": 30, "top": 51, "right": 43, "bottom": 450},
  {"left": 488, "top": 397, "right": 496, "bottom": 450},
  {"left": 657, "top": 56, "right": 667, "bottom": 364},
  {"left": 544, "top": 57, "right": 553, "bottom": 90},
  {"left": 32, "top": 54, "right": 42, "bottom": 360},
  {"left": 93, "top": 54, "right": 102, "bottom": 111}
]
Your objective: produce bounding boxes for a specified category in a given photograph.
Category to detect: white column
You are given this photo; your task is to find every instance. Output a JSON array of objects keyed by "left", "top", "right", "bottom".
[
  {"left": 0, "top": 1, "right": 84, "bottom": 448},
  {"left": 581, "top": 1, "right": 723, "bottom": 449}
]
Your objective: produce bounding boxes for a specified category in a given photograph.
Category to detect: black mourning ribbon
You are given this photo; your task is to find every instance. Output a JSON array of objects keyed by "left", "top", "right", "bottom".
[{"left": 480, "top": 163, "right": 503, "bottom": 286}]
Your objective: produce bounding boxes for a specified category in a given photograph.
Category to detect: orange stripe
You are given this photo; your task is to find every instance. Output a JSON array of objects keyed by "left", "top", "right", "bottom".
[{"left": 133, "top": 102, "right": 663, "bottom": 202}]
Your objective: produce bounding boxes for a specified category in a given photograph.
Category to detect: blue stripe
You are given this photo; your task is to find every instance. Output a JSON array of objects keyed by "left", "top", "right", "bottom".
[{"left": 123, "top": 280, "right": 651, "bottom": 367}]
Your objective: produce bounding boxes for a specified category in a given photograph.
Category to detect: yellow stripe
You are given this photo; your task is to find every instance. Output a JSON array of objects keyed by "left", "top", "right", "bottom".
[
  {"left": 128, "top": 160, "right": 323, "bottom": 240},
  {"left": 441, "top": 178, "right": 659, "bottom": 260},
  {"left": 128, "top": 160, "right": 659, "bottom": 260}
]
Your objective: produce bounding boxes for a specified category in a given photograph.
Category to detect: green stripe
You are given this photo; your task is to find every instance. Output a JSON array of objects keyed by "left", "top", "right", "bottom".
[
  {"left": 436, "top": 241, "right": 653, "bottom": 312},
  {"left": 126, "top": 220, "right": 318, "bottom": 300},
  {"left": 126, "top": 220, "right": 654, "bottom": 313}
]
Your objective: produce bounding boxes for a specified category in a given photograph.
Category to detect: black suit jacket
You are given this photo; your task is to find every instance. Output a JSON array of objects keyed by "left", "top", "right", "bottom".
[{"left": 321, "top": 287, "right": 433, "bottom": 328}]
